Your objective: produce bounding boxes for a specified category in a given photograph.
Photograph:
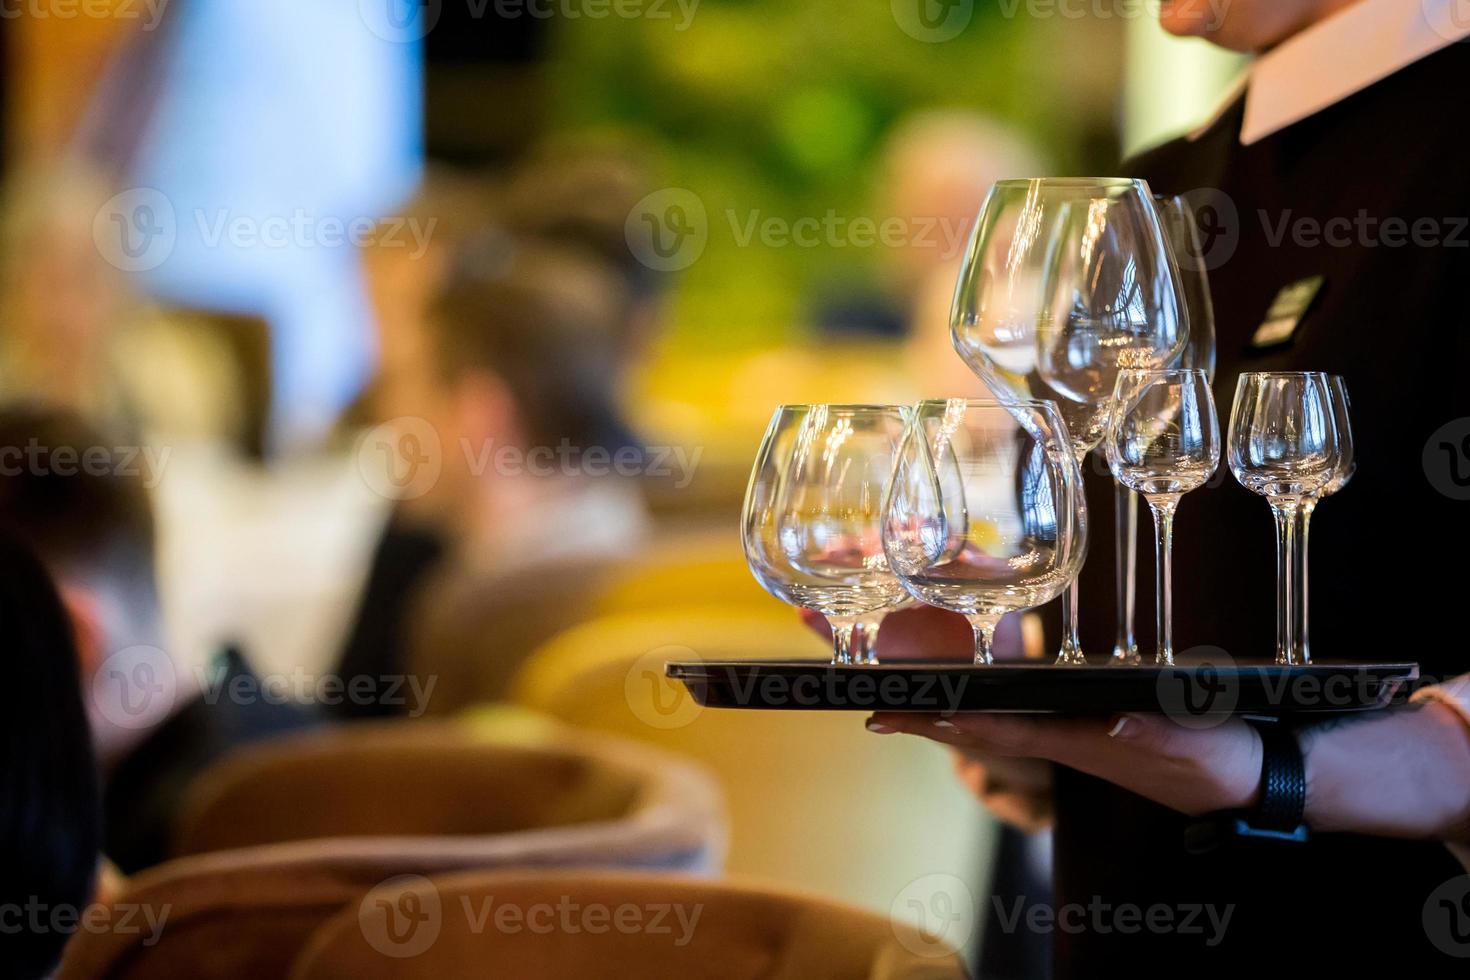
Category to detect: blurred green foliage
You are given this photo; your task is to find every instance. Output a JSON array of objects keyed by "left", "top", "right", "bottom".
[{"left": 547, "top": 0, "right": 1121, "bottom": 348}]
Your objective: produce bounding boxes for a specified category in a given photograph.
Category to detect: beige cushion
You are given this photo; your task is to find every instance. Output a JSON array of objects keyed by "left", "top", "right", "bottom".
[
  {"left": 59, "top": 722, "right": 724, "bottom": 979},
  {"left": 291, "top": 870, "right": 970, "bottom": 980}
]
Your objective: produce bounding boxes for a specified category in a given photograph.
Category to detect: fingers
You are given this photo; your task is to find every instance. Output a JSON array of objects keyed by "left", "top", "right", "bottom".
[
  {"left": 800, "top": 609, "right": 830, "bottom": 639},
  {"left": 867, "top": 711, "right": 1100, "bottom": 761},
  {"left": 868, "top": 711, "right": 1264, "bottom": 816}
]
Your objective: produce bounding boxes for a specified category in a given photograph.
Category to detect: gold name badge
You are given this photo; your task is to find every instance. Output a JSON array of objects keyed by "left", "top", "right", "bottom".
[{"left": 1251, "top": 275, "right": 1324, "bottom": 348}]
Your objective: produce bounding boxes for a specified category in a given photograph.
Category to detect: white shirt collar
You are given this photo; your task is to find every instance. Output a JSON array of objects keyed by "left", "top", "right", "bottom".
[{"left": 1193, "top": 0, "right": 1470, "bottom": 146}]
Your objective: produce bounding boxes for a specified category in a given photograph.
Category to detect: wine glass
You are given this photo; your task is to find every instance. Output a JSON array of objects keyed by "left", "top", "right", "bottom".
[
  {"left": 743, "top": 404, "right": 912, "bottom": 664},
  {"left": 1107, "top": 370, "right": 1219, "bottom": 665},
  {"left": 1112, "top": 194, "right": 1218, "bottom": 665},
  {"left": 881, "top": 398, "right": 1087, "bottom": 664},
  {"left": 951, "top": 177, "right": 1187, "bottom": 664},
  {"left": 1297, "top": 375, "right": 1354, "bottom": 663},
  {"left": 1226, "top": 373, "right": 1341, "bottom": 665}
]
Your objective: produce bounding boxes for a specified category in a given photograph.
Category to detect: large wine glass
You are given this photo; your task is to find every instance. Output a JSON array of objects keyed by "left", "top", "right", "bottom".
[
  {"left": 743, "top": 404, "right": 912, "bottom": 664},
  {"left": 951, "top": 178, "right": 1187, "bottom": 664},
  {"left": 1112, "top": 193, "right": 1218, "bottom": 664}
]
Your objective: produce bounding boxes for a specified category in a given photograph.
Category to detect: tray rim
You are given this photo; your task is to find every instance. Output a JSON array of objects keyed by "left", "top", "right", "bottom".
[{"left": 663, "top": 659, "right": 1421, "bottom": 715}]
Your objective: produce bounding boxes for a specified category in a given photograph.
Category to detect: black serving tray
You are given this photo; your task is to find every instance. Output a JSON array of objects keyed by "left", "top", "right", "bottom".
[{"left": 663, "top": 660, "right": 1420, "bottom": 716}]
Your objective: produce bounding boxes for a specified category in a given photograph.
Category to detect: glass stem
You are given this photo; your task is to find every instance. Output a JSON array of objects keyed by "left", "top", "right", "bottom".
[
  {"left": 1112, "top": 485, "right": 1140, "bottom": 664},
  {"left": 1055, "top": 449, "right": 1090, "bottom": 666},
  {"left": 853, "top": 613, "right": 887, "bottom": 665},
  {"left": 1054, "top": 582, "right": 1086, "bottom": 665},
  {"left": 829, "top": 616, "right": 858, "bottom": 666},
  {"left": 967, "top": 614, "right": 1001, "bottom": 666},
  {"left": 1298, "top": 498, "right": 1316, "bottom": 665},
  {"left": 1270, "top": 498, "right": 1302, "bottom": 665},
  {"left": 1147, "top": 495, "right": 1179, "bottom": 666}
]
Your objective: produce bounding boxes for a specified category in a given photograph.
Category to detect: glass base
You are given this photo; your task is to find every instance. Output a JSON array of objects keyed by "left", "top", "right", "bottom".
[
  {"left": 1054, "top": 647, "right": 1088, "bottom": 666},
  {"left": 1109, "top": 644, "right": 1141, "bottom": 666}
]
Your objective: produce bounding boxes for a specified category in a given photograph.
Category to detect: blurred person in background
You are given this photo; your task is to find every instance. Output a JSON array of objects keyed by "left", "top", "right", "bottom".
[
  {"left": 335, "top": 244, "right": 651, "bottom": 716},
  {"left": 334, "top": 152, "right": 661, "bottom": 717},
  {"left": 0, "top": 534, "right": 101, "bottom": 980},
  {"left": 0, "top": 166, "right": 130, "bottom": 420},
  {"left": 329, "top": 172, "right": 496, "bottom": 721},
  {"left": 402, "top": 238, "right": 652, "bottom": 709},
  {"left": 493, "top": 144, "right": 667, "bottom": 376},
  {"left": 0, "top": 405, "right": 316, "bottom": 874},
  {"left": 874, "top": 111, "right": 1046, "bottom": 398}
]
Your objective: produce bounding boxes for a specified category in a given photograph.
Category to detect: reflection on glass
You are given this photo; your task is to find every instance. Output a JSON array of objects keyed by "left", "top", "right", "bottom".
[{"left": 882, "top": 399, "right": 1087, "bottom": 664}]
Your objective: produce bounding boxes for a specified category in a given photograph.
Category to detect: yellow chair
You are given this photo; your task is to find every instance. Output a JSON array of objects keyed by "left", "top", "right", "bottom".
[
  {"left": 509, "top": 608, "right": 994, "bottom": 959},
  {"left": 588, "top": 526, "right": 772, "bottom": 619},
  {"left": 59, "top": 720, "right": 725, "bottom": 980}
]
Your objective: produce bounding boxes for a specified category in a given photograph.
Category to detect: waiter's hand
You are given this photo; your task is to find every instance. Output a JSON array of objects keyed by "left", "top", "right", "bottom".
[
  {"left": 867, "top": 702, "right": 1470, "bottom": 840},
  {"left": 803, "top": 606, "right": 1053, "bottom": 830},
  {"left": 867, "top": 711, "right": 1261, "bottom": 817}
]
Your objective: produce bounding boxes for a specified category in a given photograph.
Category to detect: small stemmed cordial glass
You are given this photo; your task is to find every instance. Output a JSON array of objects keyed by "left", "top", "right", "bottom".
[
  {"left": 1226, "top": 373, "right": 1341, "bottom": 666},
  {"left": 1107, "top": 370, "right": 1219, "bottom": 665},
  {"left": 743, "top": 404, "right": 913, "bottom": 664},
  {"left": 1296, "top": 375, "right": 1354, "bottom": 664},
  {"left": 1111, "top": 194, "right": 1217, "bottom": 665},
  {"left": 881, "top": 398, "right": 1087, "bottom": 665}
]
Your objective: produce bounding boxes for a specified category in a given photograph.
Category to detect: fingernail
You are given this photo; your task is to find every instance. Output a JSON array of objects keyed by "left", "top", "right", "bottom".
[
  {"left": 866, "top": 721, "right": 896, "bottom": 734},
  {"left": 934, "top": 720, "right": 957, "bottom": 730},
  {"left": 1106, "top": 714, "right": 1135, "bottom": 739}
]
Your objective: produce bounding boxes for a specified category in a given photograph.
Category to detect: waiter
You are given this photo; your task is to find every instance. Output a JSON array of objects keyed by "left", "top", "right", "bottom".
[{"left": 869, "top": 1, "right": 1470, "bottom": 975}]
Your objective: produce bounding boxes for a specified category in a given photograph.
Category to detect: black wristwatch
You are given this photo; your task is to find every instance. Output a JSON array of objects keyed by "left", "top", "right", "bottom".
[{"left": 1184, "top": 718, "right": 1309, "bottom": 854}]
